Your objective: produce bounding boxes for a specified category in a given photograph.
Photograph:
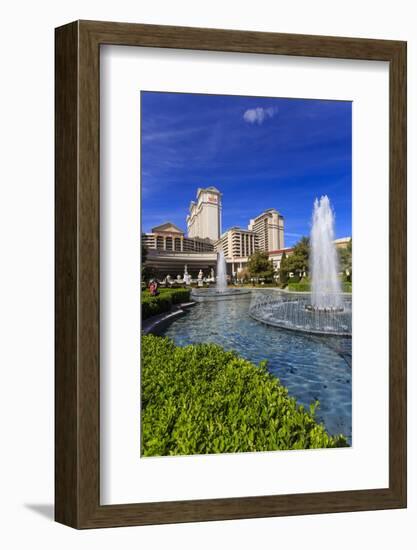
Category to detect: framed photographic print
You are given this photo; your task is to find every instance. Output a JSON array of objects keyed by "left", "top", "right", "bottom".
[{"left": 55, "top": 20, "right": 407, "bottom": 528}]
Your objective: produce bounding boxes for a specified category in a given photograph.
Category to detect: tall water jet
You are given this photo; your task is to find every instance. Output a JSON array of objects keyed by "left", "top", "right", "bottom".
[
  {"left": 191, "top": 250, "right": 250, "bottom": 301},
  {"left": 216, "top": 250, "right": 228, "bottom": 292},
  {"left": 249, "top": 196, "right": 350, "bottom": 335},
  {"left": 310, "top": 196, "right": 342, "bottom": 310}
]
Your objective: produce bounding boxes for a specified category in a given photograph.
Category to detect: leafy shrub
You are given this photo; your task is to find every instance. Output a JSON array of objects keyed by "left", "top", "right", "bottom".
[
  {"left": 141, "top": 288, "right": 191, "bottom": 319},
  {"left": 287, "top": 281, "right": 311, "bottom": 292},
  {"left": 162, "top": 288, "right": 191, "bottom": 304},
  {"left": 142, "top": 293, "right": 172, "bottom": 319},
  {"left": 342, "top": 282, "right": 352, "bottom": 293},
  {"left": 141, "top": 335, "right": 348, "bottom": 456}
]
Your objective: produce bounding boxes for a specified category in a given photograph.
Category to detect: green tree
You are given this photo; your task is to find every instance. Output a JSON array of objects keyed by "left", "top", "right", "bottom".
[
  {"left": 279, "top": 251, "right": 289, "bottom": 285},
  {"left": 247, "top": 251, "right": 274, "bottom": 282},
  {"left": 237, "top": 267, "right": 250, "bottom": 282},
  {"left": 280, "top": 236, "right": 309, "bottom": 283},
  {"left": 338, "top": 238, "right": 352, "bottom": 281}
]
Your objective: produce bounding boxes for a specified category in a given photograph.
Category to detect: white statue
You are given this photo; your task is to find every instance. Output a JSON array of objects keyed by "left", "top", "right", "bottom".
[
  {"left": 183, "top": 264, "right": 191, "bottom": 285},
  {"left": 197, "top": 269, "right": 204, "bottom": 287}
]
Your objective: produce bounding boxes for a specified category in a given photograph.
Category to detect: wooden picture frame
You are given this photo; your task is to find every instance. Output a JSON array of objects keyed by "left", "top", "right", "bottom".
[{"left": 55, "top": 20, "right": 407, "bottom": 529}]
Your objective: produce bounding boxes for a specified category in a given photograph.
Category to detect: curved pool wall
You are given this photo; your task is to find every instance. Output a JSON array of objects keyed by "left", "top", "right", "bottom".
[
  {"left": 249, "top": 291, "right": 352, "bottom": 336},
  {"left": 191, "top": 287, "right": 251, "bottom": 302},
  {"left": 156, "top": 292, "right": 352, "bottom": 443}
]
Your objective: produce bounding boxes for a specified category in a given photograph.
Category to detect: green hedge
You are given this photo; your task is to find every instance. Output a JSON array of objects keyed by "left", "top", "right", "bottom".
[
  {"left": 287, "top": 281, "right": 311, "bottom": 292},
  {"left": 141, "top": 335, "right": 348, "bottom": 456},
  {"left": 141, "top": 288, "right": 191, "bottom": 320},
  {"left": 163, "top": 288, "right": 191, "bottom": 304},
  {"left": 287, "top": 281, "right": 352, "bottom": 293}
]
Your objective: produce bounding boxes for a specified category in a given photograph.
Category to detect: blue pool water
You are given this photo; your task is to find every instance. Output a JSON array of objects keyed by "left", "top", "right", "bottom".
[{"left": 159, "top": 293, "right": 352, "bottom": 443}]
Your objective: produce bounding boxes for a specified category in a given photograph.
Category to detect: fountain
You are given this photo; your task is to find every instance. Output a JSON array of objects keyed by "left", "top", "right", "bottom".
[
  {"left": 310, "top": 196, "right": 342, "bottom": 311},
  {"left": 216, "top": 250, "right": 227, "bottom": 292},
  {"left": 190, "top": 251, "right": 251, "bottom": 301},
  {"left": 249, "top": 196, "right": 351, "bottom": 336}
]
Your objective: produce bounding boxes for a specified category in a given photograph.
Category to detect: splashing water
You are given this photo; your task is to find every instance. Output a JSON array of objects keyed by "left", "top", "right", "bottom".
[
  {"left": 216, "top": 250, "right": 227, "bottom": 292},
  {"left": 247, "top": 197, "right": 350, "bottom": 335},
  {"left": 191, "top": 250, "right": 250, "bottom": 301},
  {"left": 310, "top": 196, "right": 342, "bottom": 310}
]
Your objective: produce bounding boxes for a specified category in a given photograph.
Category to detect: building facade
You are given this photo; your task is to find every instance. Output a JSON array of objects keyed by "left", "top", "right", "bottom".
[
  {"left": 144, "top": 249, "right": 217, "bottom": 279},
  {"left": 248, "top": 209, "right": 284, "bottom": 251},
  {"left": 215, "top": 227, "right": 258, "bottom": 259},
  {"left": 186, "top": 186, "right": 222, "bottom": 242},
  {"left": 334, "top": 237, "right": 351, "bottom": 250},
  {"left": 142, "top": 222, "right": 214, "bottom": 253},
  {"left": 142, "top": 187, "right": 294, "bottom": 281},
  {"left": 214, "top": 227, "right": 259, "bottom": 277}
]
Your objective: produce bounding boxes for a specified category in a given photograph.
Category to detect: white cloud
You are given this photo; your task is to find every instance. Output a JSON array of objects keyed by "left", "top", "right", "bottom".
[{"left": 243, "top": 106, "right": 278, "bottom": 125}]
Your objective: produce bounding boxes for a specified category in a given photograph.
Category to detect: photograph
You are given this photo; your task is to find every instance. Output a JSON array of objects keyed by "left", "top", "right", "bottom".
[
  {"left": 0, "top": 0, "right": 409, "bottom": 540},
  {"left": 140, "top": 91, "right": 352, "bottom": 457}
]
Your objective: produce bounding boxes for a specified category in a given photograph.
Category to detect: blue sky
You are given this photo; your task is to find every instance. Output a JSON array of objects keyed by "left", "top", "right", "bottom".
[{"left": 141, "top": 92, "right": 351, "bottom": 247}]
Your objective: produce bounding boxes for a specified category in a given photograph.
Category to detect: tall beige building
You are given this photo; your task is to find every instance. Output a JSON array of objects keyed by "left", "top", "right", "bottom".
[
  {"left": 215, "top": 227, "right": 258, "bottom": 260},
  {"left": 186, "top": 187, "right": 222, "bottom": 242},
  {"left": 215, "top": 227, "right": 259, "bottom": 278},
  {"left": 248, "top": 209, "right": 284, "bottom": 251}
]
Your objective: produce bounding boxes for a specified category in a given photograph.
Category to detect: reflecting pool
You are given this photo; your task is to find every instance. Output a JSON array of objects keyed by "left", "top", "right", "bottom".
[{"left": 157, "top": 293, "right": 352, "bottom": 443}]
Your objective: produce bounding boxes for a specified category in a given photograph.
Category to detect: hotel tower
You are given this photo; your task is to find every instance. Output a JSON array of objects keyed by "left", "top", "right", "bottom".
[{"left": 186, "top": 187, "right": 222, "bottom": 242}]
